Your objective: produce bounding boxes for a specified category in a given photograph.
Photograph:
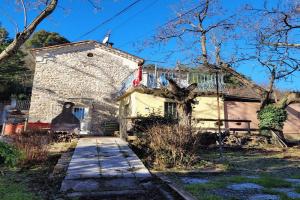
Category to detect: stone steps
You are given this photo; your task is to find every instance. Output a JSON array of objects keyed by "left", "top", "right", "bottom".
[{"left": 61, "top": 177, "right": 148, "bottom": 192}]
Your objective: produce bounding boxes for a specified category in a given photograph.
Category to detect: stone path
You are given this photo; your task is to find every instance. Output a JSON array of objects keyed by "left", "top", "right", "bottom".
[
  {"left": 181, "top": 176, "right": 300, "bottom": 200},
  {"left": 227, "top": 183, "right": 263, "bottom": 191},
  {"left": 60, "top": 137, "right": 153, "bottom": 198}
]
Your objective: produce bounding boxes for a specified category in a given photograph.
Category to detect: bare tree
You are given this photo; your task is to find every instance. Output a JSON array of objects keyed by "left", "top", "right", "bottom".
[
  {"left": 0, "top": 0, "right": 102, "bottom": 64},
  {"left": 154, "top": 0, "right": 300, "bottom": 142},
  {"left": 0, "top": 0, "right": 58, "bottom": 63},
  {"left": 156, "top": 0, "right": 235, "bottom": 65},
  {"left": 253, "top": 1, "right": 300, "bottom": 49},
  {"left": 156, "top": 0, "right": 300, "bottom": 107},
  {"left": 165, "top": 78, "right": 197, "bottom": 127},
  {"left": 243, "top": 0, "right": 300, "bottom": 110}
]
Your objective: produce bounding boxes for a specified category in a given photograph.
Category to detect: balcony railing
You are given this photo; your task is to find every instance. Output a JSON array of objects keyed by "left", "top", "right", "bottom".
[
  {"left": 119, "top": 69, "right": 138, "bottom": 95},
  {"left": 16, "top": 100, "right": 31, "bottom": 111},
  {"left": 118, "top": 70, "right": 226, "bottom": 95}
]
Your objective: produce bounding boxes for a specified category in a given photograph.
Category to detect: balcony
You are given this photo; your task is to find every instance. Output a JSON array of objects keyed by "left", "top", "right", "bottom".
[{"left": 118, "top": 68, "right": 226, "bottom": 95}]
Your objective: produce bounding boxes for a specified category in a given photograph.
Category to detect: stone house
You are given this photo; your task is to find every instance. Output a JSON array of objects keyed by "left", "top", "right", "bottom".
[{"left": 29, "top": 40, "right": 144, "bottom": 135}]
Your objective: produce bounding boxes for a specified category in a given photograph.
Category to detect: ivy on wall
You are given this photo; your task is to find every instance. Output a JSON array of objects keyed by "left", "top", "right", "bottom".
[{"left": 258, "top": 104, "right": 287, "bottom": 131}]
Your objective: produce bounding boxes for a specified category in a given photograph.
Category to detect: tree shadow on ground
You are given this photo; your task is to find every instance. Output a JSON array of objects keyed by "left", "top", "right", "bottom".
[{"left": 168, "top": 147, "right": 300, "bottom": 178}]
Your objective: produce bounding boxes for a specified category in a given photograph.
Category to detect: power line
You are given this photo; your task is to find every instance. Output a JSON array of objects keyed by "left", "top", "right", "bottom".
[
  {"left": 117, "top": 4, "right": 203, "bottom": 48},
  {"left": 145, "top": 59, "right": 167, "bottom": 63},
  {"left": 76, "top": 0, "right": 143, "bottom": 40},
  {"left": 110, "top": 0, "right": 159, "bottom": 32}
]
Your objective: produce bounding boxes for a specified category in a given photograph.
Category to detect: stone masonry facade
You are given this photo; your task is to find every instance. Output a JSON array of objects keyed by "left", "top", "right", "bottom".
[{"left": 29, "top": 41, "right": 143, "bottom": 135}]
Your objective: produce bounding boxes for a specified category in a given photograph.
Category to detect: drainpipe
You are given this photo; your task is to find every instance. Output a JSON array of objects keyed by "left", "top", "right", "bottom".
[
  {"left": 154, "top": 64, "right": 157, "bottom": 88},
  {"left": 216, "top": 71, "right": 223, "bottom": 158}
]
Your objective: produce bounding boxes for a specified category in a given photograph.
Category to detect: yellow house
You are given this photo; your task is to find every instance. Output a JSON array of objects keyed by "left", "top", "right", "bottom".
[{"left": 117, "top": 87, "right": 224, "bottom": 130}]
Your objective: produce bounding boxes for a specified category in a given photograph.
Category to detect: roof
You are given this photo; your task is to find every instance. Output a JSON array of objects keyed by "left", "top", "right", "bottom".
[
  {"left": 117, "top": 84, "right": 266, "bottom": 103},
  {"left": 30, "top": 40, "right": 144, "bottom": 63},
  {"left": 224, "top": 87, "right": 262, "bottom": 102}
]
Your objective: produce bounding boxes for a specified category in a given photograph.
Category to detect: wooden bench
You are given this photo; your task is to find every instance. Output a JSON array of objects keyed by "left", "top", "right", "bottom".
[{"left": 194, "top": 118, "right": 252, "bottom": 133}]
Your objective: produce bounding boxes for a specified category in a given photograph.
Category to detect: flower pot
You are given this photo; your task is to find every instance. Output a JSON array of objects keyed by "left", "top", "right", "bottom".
[
  {"left": 15, "top": 123, "right": 25, "bottom": 134},
  {"left": 4, "top": 123, "right": 16, "bottom": 135}
]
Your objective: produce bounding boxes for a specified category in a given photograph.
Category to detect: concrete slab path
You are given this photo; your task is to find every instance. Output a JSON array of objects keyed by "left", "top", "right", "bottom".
[{"left": 60, "top": 137, "right": 152, "bottom": 198}]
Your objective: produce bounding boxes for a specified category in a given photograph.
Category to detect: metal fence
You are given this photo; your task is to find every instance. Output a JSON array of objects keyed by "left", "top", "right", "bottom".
[
  {"left": 118, "top": 70, "right": 227, "bottom": 94},
  {"left": 16, "top": 100, "right": 31, "bottom": 110}
]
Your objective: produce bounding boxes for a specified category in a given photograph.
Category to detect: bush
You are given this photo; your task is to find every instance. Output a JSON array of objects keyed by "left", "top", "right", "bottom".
[
  {"left": 7, "top": 130, "right": 77, "bottom": 164},
  {"left": 10, "top": 130, "right": 53, "bottom": 163},
  {"left": 258, "top": 105, "right": 287, "bottom": 131},
  {"left": 0, "top": 141, "right": 22, "bottom": 167},
  {"left": 197, "top": 132, "right": 217, "bottom": 146},
  {"left": 133, "top": 124, "right": 202, "bottom": 169},
  {"left": 131, "top": 114, "right": 177, "bottom": 134}
]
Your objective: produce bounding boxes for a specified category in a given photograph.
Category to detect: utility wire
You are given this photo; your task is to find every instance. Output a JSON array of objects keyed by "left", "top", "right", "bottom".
[
  {"left": 110, "top": 0, "right": 159, "bottom": 32},
  {"left": 76, "top": 0, "right": 143, "bottom": 40},
  {"left": 117, "top": 4, "right": 203, "bottom": 48}
]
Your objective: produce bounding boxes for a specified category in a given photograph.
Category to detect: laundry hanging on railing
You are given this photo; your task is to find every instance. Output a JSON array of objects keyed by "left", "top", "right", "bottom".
[
  {"left": 159, "top": 73, "right": 168, "bottom": 86},
  {"left": 132, "top": 65, "right": 142, "bottom": 86},
  {"left": 147, "top": 73, "right": 156, "bottom": 88}
]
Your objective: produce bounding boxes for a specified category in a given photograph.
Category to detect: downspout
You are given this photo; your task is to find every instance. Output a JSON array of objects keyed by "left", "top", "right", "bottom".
[
  {"left": 216, "top": 71, "right": 223, "bottom": 158},
  {"left": 154, "top": 64, "right": 157, "bottom": 88}
]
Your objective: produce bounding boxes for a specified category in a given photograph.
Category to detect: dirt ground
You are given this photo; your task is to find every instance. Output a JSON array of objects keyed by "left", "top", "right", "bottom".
[{"left": 165, "top": 146, "right": 300, "bottom": 200}]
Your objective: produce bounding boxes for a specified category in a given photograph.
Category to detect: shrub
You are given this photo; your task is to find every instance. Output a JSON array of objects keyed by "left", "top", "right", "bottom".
[
  {"left": 10, "top": 130, "right": 53, "bottom": 163},
  {"left": 7, "top": 130, "right": 77, "bottom": 164},
  {"left": 133, "top": 124, "right": 202, "bottom": 169},
  {"left": 197, "top": 132, "right": 217, "bottom": 146},
  {"left": 0, "top": 141, "right": 22, "bottom": 167},
  {"left": 131, "top": 114, "right": 177, "bottom": 134},
  {"left": 258, "top": 105, "right": 287, "bottom": 131}
]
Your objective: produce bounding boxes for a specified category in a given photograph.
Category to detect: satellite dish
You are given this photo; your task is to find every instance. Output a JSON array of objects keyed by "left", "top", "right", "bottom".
[{"left": 102, "top": 33, "right": 110, "bottom": 44}]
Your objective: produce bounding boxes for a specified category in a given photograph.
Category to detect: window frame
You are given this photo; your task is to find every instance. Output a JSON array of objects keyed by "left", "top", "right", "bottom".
[{"left": 164, "top": 102, "right": 177, "bottom": 118}]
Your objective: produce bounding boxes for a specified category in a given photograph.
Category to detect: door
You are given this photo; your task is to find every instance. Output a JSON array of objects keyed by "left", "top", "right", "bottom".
[{"left": 73, "top": 107, "right": 90, "bottom": 134}]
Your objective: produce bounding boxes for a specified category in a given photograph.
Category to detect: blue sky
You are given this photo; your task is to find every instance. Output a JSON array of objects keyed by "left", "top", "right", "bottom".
[{"left": 0, "top": 0, "right": 299, "bottom": 90}]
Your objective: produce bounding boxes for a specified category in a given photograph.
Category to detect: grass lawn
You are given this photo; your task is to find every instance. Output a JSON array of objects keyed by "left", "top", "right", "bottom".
[
  {"left": 0, "top": 140, "right": 77, "bottom": 200},
  {"left": 164, "top": 146, "right": 300, "bottom": 200},
  {"left": 0, "top": 176, "right": 39, "bottom": 200}
]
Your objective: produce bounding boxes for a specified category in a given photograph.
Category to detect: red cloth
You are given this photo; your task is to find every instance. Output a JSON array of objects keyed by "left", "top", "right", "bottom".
[{"left": 133, "top": 65, "right": 142, "bottom": 86}]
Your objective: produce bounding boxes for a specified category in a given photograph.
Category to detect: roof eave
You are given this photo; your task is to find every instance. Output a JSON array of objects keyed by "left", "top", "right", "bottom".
[{"left": 30, "top": 40, "right": 144, "bottom": 63}]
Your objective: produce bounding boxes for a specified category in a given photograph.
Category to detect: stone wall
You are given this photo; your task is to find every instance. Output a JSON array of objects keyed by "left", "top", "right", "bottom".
[{"left": 29, "top": 42, "right": 142, "bottom": 135}]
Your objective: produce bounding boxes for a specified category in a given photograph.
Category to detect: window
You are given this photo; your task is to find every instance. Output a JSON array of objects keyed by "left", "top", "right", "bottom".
[
  {"left": 87, "top": 52, "right": 94, "bottom": 57},
  {"left": 164, "top": 102, "right": 177, "bottom": 118},
  {"left": 73, "top": 107, "right": 85, "bottom": 120}
]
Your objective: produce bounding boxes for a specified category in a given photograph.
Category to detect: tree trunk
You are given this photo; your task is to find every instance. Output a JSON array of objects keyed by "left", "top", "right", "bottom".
[
  {"left": 201, "top": 34, "right": 209, "bottom": 65},
  {"left": 177, "top": 103, "right": 192, "bottom": 128},
  {"left": 275, "top": 92, "right": 300, "bottom": 109},
  {"left": 260, "top": 69, "right": 276, "bottom": 110}
]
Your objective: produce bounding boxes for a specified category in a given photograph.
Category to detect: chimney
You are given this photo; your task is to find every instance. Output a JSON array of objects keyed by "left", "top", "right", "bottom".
[{"left": 108, "top": 42, "right": 114, "bottom": 48}]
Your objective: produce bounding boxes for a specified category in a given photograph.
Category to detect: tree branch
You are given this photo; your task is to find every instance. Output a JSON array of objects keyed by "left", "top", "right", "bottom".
[
  {"left": 265, "top": 42, "right": 300, "bottom": 48},
  {"left": 0, "top": 0, "right": 58, "bottom": 64},
  {"left": 20, "top": 0, "right": 28, "bottom": 28}
]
